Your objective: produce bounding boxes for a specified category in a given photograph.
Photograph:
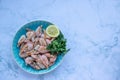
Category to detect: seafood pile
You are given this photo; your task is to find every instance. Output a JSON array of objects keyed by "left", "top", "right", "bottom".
[{"left": 17, "top": 25, "right": 57, "bottom": 70}]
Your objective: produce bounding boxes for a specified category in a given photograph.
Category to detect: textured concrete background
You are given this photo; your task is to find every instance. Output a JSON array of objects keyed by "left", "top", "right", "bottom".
[{"left": 0, "top": 0, "right": 120, "bottom": 80}]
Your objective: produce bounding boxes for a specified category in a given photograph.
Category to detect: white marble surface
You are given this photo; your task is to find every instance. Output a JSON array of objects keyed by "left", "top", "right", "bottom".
[{"left": 0, "top": 0, "right": 120, "bottom": 80}]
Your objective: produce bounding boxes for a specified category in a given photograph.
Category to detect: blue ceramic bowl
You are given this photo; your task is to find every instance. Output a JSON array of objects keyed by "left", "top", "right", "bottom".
[{"left": 12, "top": 20, "right": 64, "bottom": 74}]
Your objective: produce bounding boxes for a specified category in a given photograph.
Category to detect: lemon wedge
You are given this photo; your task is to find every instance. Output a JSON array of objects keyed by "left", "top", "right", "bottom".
[{"left": 46, "top": 25, "right": 60, "bottom": 37}]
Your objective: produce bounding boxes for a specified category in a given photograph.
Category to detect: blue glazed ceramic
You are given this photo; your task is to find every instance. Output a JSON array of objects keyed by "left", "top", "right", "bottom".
[{"left": 12, "top": 20, "right": 64, "bottom": 74}]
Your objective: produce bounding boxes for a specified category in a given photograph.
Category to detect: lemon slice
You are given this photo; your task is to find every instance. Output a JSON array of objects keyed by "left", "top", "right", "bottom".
[{"left": 46, "top": 25, "right": 60, "bottom": 37}]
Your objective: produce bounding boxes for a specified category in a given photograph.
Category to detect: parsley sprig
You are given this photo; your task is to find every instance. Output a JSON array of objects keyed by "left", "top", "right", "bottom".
[{"left": 47, "top": 33, "right": 70, "bottom": 55}]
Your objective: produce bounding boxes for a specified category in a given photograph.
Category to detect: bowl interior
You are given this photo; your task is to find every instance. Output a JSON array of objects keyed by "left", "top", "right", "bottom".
[{"left": 12, "top": 20, "right": 64, "bottom": 74}]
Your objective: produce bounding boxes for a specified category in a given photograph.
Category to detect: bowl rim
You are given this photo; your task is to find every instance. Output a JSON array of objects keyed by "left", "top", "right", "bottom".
[{"left": 12, "top": 20, "right": 65, "bottom": 74}]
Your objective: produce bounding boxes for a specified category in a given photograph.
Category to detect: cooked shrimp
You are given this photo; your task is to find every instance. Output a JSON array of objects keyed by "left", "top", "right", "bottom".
[{"left": 18, "top": 26, "right": 57, "bottom": 70}]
